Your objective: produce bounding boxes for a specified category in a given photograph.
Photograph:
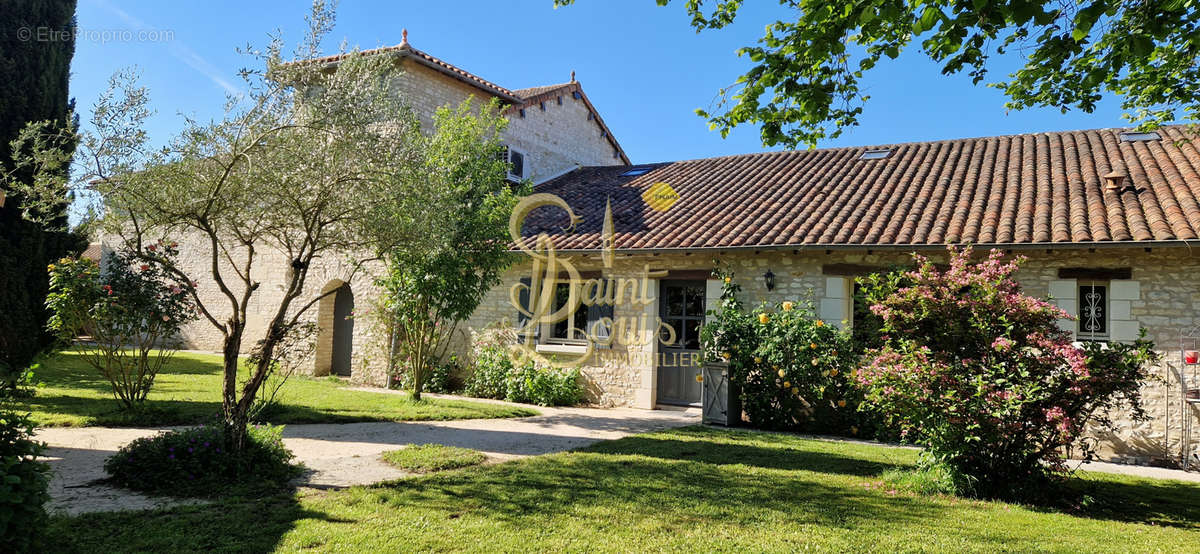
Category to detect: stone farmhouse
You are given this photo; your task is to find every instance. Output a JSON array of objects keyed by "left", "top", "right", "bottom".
[
  {"left": 154, "top": 36, "right": 1200, "bottom": 465},
  {"left": 478, "top": 125, "right": 1200, "bottom": 465}
]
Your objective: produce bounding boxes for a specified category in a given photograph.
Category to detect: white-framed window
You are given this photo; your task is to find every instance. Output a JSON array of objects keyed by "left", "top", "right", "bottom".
[
  {"left": 500, "top": 146, "right": 526, "bottom": 181},
  {"left": 1078, "top": 280, "right": 1109, "bottom": 341}
]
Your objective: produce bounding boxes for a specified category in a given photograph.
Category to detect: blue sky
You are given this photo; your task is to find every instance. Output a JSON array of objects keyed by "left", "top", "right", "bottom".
[{"left": 70, "top": 0, "right": 1130, "bottom": 164}]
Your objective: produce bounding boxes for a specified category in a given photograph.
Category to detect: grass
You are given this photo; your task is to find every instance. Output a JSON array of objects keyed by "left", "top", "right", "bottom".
[
  {"left": 382, "top": 444, "right": 488, "bottom": 472},
  {"left": 17, "top": 349, "right": 536, "bottom": 427},
  {"left": 47, "top": 426, "right": 1200, "bottom": 552}
]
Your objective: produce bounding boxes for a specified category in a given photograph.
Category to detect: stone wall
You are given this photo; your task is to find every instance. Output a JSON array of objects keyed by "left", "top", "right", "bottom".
[
  {"left": 502, "top": 84, "right": 625, "bottom": 181},
  {"left": 461, "top": 246, "right": 1200, "bottom": 465},
  {"left": 118, "top": 230, "right": 391, "bottom": 387},
  {"left": 388, "top": 60, "right": 623, "bottom": 182}
]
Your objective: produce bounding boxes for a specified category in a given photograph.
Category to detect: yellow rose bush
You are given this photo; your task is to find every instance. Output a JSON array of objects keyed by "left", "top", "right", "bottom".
[{"left": 701, "top": 268, "right": 866, "bottom": 432}]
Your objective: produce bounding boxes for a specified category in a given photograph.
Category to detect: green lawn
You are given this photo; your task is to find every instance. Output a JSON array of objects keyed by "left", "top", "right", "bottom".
[
  {"left": 47, "top": 426, "right": 1200, "bottom": 552},
  {"left": 18, "top": 349, "right": 536, "bottom": 427},
  {"left": 382, "top": 443, "right": 488, "bottom": 472}
]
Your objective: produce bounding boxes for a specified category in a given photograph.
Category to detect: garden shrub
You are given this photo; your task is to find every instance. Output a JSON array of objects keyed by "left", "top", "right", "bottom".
[
  {"left": 0, "top": 409, "right": 50, "bottom": 553},
  {"left": 104, "top": 424, "right": 300, "bottom": 498},
  {"left": 464, "top": 330, "right": 514, "bottom": 399},
  {"left": 854, "top": 247, "right": 1159, "bottom": 500},
  {"left": 465, "top": 329, "right": 583, "bottom": 406},
  {"left": 506, "top": 363, "right": 583, "bottom": 406},
  {"left": 45, "top": 244, "right": 197, "bottom": 408},
  {"left": 700, "top": 271, "right": 872, "bottom": 435},
  {"left": 391, "top": 354, "right": 462, "bottom": 394}
]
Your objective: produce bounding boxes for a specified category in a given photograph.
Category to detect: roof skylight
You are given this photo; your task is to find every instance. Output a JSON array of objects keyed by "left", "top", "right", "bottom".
[
  {"left": 860, "top": 148, "right": 892, "bottom": 160},
  {"left": 621, "top": 167, "right": 652, "bottom": 176},
  {"left": 1119, "top": 131, "right": 1161, "bottom": 142}
]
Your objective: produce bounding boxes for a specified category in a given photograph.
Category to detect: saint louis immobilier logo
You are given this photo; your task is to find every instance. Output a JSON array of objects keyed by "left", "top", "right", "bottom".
[{"left": 504, "top": 185, "right": 690, "bottom": 368}]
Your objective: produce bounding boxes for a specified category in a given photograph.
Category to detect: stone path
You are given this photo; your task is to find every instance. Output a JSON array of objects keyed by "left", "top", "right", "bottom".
[
  {"left": 1075, "top": 459, "right": 1200, "bottom": 483},
  {"left": 36, "top": 402, "right": 700, "bottom": 515}
]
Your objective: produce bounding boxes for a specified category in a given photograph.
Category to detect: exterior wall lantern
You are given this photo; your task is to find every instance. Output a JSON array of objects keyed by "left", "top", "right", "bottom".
[{"left": 763, "top": 269, "right": 776, "bottom": 291}]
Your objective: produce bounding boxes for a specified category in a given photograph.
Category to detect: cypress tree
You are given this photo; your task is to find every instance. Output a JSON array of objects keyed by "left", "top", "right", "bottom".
[{"left": 0, "top": 0, "right": 84, "bottom": 390}]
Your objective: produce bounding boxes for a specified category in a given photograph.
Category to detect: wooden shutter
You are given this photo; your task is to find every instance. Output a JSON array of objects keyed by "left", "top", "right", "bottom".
[{"left": 516, "top": 277, "right": 539, "bottom": 340}]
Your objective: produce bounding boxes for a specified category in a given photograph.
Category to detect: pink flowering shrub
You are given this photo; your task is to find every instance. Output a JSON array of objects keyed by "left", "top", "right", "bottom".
[
  {"left": 45, "top": 244, "right": 197, "bottom": 408},
  {"left": 700, "top": 269, "right": 866, "bottom": 433},
  {"left": 855, "top": 247, "right": 1158, "bottom": 498}
]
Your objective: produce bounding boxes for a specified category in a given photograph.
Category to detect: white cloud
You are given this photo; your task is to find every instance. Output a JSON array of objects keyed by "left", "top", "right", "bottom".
[{"left": 90, "top": 0, "right": 241, "bottom": 96}]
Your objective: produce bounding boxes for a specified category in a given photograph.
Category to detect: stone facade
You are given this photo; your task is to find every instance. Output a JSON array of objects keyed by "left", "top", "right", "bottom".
[
  {"left": 152, "top": 232, "right": 390, "bottom": 387},
  {"left": 461, "top": 246, "right": 1200, "bottom": 465},
  {"left": 388, "top": 59, "right": 623, "bottom": 183},
  {"left": 139, "top": 46, "right": 626, "bottom": 387},
  {"left": 120, "top": 41, "right": 1200, "bottom": 466},
  {"left": 501, "top": 84, "right": 624, "bottom": 182}
]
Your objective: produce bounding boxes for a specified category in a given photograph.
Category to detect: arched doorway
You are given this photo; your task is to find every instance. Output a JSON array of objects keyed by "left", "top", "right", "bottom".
[{"left": 315, "top": 280, "right": 355, "bottom": 377}]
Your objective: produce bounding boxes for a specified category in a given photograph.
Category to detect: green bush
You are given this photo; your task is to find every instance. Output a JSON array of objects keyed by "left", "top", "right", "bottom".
[
  {"left": 104, "top": 424, "right": 299, "bottom": 498},
  {"left": 465, "top": 330, "right": 583, "bottom": 406},
  {"left": 381, "top": 443, "right": 486, "bottom": 472},
  {"left": 855, "top": 247, "right": 1159, "bottom": 499},
  {"left": 700, "top": 269, "right": 876, "bottom": 436},
  {"left": 464, "top": 330, "right": 517, "bottom": 400},
  {"left": 45, "top": 247, "right": 197, "bottom": 408},
  {"left": 506, "top": 364, "right": 583, "bottom": 407},
  {"left": 391, "top": 354, "right": 462, "bottom": 394},
  {"left": 0, "top": 410, "right": 50, "bottom": 552}
]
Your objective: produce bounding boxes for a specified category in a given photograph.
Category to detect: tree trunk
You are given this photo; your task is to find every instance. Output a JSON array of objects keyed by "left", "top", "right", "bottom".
[
  {"left": 411, "top": 365, "right": 424, "bottom": 401},
  {"left": 221, "top": 326, "right": 244, "bottom": 450}
]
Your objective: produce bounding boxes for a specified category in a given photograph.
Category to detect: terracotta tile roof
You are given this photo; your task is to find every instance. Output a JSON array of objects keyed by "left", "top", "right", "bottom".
[
  {"left": 292, "top": 41, "right": 630, "bottom": 164},
  {"left": 81, "top": 243, "right": 103, "bottom": 262},
  {"left": 524, "top": 126, "right": 1200, "bottom": 251},
  {"left": 295, "top": 41, "right": 522, "bottom": 102},
  {"left": 512, "top": 83, "right": 573, "bottom": 99}
]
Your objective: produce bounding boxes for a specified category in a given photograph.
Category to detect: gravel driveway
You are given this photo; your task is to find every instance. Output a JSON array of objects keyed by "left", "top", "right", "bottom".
[{"left": 36, "top": 400, "right": 700, "bottom": 515}]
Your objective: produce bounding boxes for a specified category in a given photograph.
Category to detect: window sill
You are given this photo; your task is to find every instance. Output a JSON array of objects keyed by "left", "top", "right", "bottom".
[{"left": 536, "top": 343, "right": 588, "bottom": 354}]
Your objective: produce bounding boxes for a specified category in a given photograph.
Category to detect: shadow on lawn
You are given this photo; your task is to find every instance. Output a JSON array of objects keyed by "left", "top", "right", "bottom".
[
  {"left": 369, "top": 437, "right": 945, "bottom": 534},
  {"left": 44, "top": 428, "right": 1200, "bottom": 551},
  {"left": 1060, "top": 473, "right": 1200, "bottom": 529},
  {"left": 27, "top": 394, "right": 403, "bottom": 427},
  {"left": 585, "top": 426, "right": 907, "bottom": 476},
  {"left": 37, "top": 349, "right": 222, "bottom": 389},
  {"left": 45, "top": 492, "right": 350, "bottom": 553}
]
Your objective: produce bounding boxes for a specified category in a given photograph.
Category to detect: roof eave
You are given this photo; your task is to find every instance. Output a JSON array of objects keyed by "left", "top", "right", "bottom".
[
  {"left": 525, "top": 239, "right": 1200, "bottom": 255},
  {"left": 390, "top": 50, "right": 523, "bottom": 103},
  {"left": 309, "top": 47, "right": 523, "bottom": 104},
  {"left": 507, "top": 82, "right": 631, "bottom": 165}
]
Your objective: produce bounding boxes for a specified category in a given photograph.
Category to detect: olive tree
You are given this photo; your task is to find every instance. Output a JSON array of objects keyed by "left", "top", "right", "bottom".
[{"left": 5, "top": 2, "right": 450, "bottom": 449}]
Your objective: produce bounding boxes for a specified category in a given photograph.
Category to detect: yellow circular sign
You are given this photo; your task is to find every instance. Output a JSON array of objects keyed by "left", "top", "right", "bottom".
[{"left": 642, "top": 182, "right": 679, "bottom": 212}]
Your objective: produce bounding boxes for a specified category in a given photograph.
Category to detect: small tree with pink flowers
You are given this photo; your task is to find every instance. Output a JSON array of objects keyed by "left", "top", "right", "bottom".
[
  {"left": 855, "top": 247, "right": 1157, "bottom": 499},
  {"left": 46, "top": 244, "right": 197, "bottom": 409}
]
